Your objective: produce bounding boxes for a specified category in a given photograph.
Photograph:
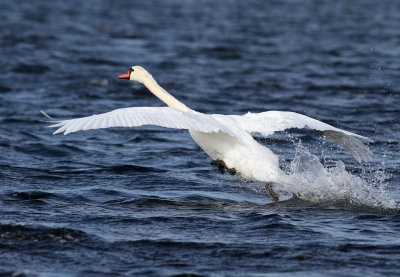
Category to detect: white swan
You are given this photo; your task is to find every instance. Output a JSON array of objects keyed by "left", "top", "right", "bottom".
[{"left": 43, "top": 66, "right": 373, "bottom": 201}]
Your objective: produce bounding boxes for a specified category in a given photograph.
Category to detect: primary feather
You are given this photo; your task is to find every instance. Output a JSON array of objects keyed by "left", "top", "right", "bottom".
[{"left": 47, "top": 107, "right": 234, "bottom": 136}]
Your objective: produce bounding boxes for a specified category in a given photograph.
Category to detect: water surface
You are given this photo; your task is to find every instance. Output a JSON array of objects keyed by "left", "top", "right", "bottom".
[{"left": 1, "top": 0, "right": 400, "bottom": 276}]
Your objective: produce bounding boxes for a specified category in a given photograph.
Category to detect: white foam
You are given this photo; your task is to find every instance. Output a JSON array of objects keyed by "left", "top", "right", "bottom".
[{"left": 278, "top": 143, "right": 397, "bottom": 209}]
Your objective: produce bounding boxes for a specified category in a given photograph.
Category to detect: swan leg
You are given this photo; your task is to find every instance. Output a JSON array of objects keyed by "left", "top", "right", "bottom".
[
  {"left": 265, "top": 183, "right": 279, "bottom": 202},
  {"left": 210, "top": 159, "right": 236, "bottom": 175}
]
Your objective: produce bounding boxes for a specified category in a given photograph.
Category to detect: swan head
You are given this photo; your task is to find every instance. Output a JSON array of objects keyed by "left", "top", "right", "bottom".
[{"left": 118, "top": 66, "right": 154, "bottom": 84}]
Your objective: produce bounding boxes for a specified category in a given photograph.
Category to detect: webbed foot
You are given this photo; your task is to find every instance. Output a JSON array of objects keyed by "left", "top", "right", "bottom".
[
  {"left": 265, "top": 183, "right": 279, "bottom": 202},
  {"left": 211, "top": 159, "right": 237, "bottom": 175}
]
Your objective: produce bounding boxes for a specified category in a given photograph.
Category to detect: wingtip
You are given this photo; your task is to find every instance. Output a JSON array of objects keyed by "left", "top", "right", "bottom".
[
  {"left": 40, "top": 110, "right": 59, "bottom": 121},
  {"left": 52, "top": 129, "right": 62, "bottom": 135},
  {"left": 359, "top": 150, "right": 373, "bottom": 163},
  {"left": 359, "top": 135, "right": 374, "bottom": 143}
]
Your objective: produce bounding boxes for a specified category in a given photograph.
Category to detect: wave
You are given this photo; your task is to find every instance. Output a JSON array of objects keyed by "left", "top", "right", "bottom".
[{"left": 0, "top": 222, "right": 91, "bottom": 243}]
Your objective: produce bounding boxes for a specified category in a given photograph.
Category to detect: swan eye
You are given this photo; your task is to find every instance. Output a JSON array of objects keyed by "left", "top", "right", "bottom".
[{"left": 130, "top": 68, "right": 134, "bottom": 73}]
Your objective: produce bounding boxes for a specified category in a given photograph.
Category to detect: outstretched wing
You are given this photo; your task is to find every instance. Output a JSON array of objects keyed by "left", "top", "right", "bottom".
[
  {"left": 43, "top": 107, "right": 234, "bottom": 136},
  {"left": 43, "top": 108, "right": 373, "bottom": 162},
  {"left": 227, "top": 111, "right": 373, "bottom": 162}
]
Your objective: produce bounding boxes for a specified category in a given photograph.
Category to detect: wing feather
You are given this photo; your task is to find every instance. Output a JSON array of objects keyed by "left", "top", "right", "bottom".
[
  {"left": 45, "top": 107, "right": 234, "bottom": 136},
  {"left": 228, "top": 111, "right": 373, "bottom": 162},
  {"left": 43, "top": 108, "right": 373, "bottom": 162}
]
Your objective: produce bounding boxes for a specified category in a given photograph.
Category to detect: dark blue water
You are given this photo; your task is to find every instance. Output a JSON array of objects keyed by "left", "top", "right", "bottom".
[{"left": 1, "top": 0, "right": 400, "bottom": 276}]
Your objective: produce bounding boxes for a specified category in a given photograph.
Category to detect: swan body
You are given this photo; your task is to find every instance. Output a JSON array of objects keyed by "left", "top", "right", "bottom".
[{"left": 43, "top": 66, "right": 373, "bottom": 199}]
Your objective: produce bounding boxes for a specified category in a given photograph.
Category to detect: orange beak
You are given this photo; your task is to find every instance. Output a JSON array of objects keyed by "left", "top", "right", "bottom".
[{"left": 118, "top": 70, "right": 131, "bottom": 79}]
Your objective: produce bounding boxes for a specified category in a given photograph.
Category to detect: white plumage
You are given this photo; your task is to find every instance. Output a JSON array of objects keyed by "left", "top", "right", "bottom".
[
  {"left": 47, "top": 107, "right": 231, "bottom": 136},
  {"left": 43, "top": 66, "right": 373, "bottom": 201}
]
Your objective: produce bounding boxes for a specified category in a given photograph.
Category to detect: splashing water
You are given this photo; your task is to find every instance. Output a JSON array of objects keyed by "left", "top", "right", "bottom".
[{"left": 278, "top": 143, "right": 397, "bottom": 209}]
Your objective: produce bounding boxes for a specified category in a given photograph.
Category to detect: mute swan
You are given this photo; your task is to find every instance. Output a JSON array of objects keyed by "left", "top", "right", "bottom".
[{"left": 43, "top": 66, "right": 373, "bottom": 202}]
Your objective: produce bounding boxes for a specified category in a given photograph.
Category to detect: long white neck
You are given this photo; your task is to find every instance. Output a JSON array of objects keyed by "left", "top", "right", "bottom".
[{"left": 142, "top": 76, "right": 190, "bottom": 112}]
